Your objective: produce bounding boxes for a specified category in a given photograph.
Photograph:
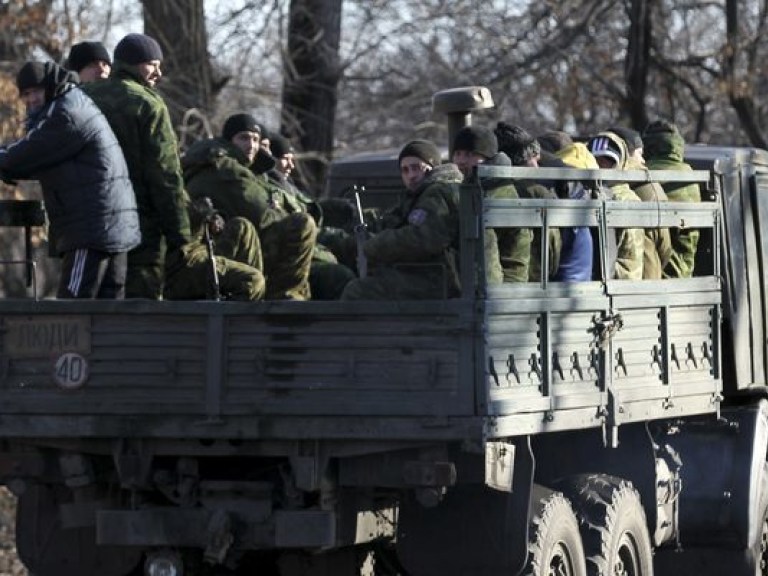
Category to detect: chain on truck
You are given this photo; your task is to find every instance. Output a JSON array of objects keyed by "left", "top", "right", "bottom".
[{"left": 0, "top": 86, "right": 765, "bottom": 576}]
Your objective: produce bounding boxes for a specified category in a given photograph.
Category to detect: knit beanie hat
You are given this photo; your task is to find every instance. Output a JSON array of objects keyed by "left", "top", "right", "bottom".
[
  {"left": 452, "top": 125, "right": 497, "bottom": 159},
  {"left": 270, "top": 133, "right": 295, "bottom": 159},
  {"left": 67, "top": 41, "right": 111, "bottom": 72},
  {"left": 16, "top": 62, "right": 47, "bottom": 93},
  {"left": 398, "top": 139, "right": 441, "bottom": 167},
  {"left": 16, "top": 61, "right": 78, "bottom": 102},
  {"left": 494, "top": 121, "right": 541, "bottom": 166},
  {"left": 222, "top": 113, "right": 261, "bottom": 141},
  {"left": 114, "top": 33, "right": 163, "bottom": 65},
  {"left": 587, "top": 134, "right": 622, "bottom": 166},
  {"left": 537, "top": 130, "right": 574, "bottom": 154},
  {"left": 608, "top": 126, "right": 643, "bottom": 154}
]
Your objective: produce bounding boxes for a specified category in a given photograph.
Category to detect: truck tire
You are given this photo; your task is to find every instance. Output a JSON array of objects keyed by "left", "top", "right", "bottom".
[
  {"left": 560, "top": 474, "right": 653, "bottom": 576},
  {"left": 751, "top": 462, "right": 768, "bottom": 575},
  {"left": 523, "top": 490, "right": 587, "bottom": 576}
]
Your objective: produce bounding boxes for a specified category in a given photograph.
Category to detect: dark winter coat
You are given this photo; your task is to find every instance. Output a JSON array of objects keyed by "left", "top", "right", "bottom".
[{"left": 0, "top": 62, "right": 140, "bottom": 254}]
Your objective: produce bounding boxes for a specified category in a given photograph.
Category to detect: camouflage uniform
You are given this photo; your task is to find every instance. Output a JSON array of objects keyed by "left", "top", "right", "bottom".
[
  {"left": 182, "top": 137, "right": 316, "bottom": 300},
  {"left": 590, "top": 132, "right": 645, "bottom": 280},
  {"left": 643, "top": 121, "right": 701, "bottom": 278},
  {"left": 341, "top": 163, "right": 463, "bottom": 300},
  {"left": 516, "top": 180, "right": 561, "bottom": 282},
  {"left": 268, "top": 171, "right": 355, "bottom": 299},
  {"left": 164, "top": 216, "right": 265, "bottom": 301},
  {"left": 83, "top": 61, "right": 191, "bottom": 298},
  {"left": 473, "top": 153, "right": 532, "bottom": 283},
  {"left": 625, "top": 155, "right": 673, "bottom": 279}
]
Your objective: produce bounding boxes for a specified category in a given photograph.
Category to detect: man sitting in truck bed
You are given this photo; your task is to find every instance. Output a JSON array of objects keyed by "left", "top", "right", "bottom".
[{"left": 341, "top": 139, "right": 463, "bottom": 300}]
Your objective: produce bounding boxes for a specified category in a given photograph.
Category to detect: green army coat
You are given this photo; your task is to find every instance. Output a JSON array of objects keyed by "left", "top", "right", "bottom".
[
  {"left": 182, "top": 137, "right": 285, "bottom": 231},
  {"left": 643, "top": 125, "right": 701, "bottom": 278},
  {"left": 83, "top": 62, "right": 191, "bottom": 253}
]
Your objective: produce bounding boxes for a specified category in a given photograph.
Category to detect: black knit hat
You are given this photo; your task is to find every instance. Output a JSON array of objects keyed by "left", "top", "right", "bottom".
[
  {"left": 114, "top": 33, "right": 163, "bottom": 65},
  {"left": 609, "top": 126, "right": 643, "bottom": 154},
  {"left": 270, "top": 133, "right": 295, "bottom": 158},
  {"left": 398, "top": 139, "right": 441, "bottom": 167},
  {"left": 67, "top": 41, "right": 111, "bottom": 72},
  {"left": 16, "top": 62, "right": 47, "bottom": 93},
  {"left": 494, "top": 122, "right": 541, "bottom": 166},
  {"left": 222, "top": 113, "right": 261, "bottom": 141},
  {"left": 537, "top": 130, "right": 573, "bottom": 154},
  {"left": 16, "top": 61, "right": 78, "bottom": 102},
  {"left": 452, "top": 125, "right": 497, "bottom": 159}
]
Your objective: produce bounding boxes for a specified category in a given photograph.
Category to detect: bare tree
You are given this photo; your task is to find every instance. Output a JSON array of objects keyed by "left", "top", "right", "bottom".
[
  {"left": 281, "top": 0, "right": 343, "bottom": 192},
  {"left": 142, "top": 0, "right": 223, "bottom": 144}
]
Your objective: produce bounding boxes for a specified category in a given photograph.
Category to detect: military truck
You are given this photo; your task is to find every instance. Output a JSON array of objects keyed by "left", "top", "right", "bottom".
[{"left": 0, "top": 88, "right": 765, "bottom": 576}]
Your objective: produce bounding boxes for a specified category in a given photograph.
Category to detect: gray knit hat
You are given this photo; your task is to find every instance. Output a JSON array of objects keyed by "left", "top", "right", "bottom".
[
  {"left": 452, "top": 125, "right": 497, "bottom": 159},
  {"left": 114, "top": 33, "right": 163, "bottom": 65},
  {"left": 398, "top": 139, "right": 441, "bottom": 167},
  {"left": 494, "top": 122, "right": 541, "bottom": 166}
]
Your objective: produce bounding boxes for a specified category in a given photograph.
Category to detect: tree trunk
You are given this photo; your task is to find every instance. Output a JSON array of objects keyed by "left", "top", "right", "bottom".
[
  {"left": 281, "top": 0, "right": 343, "bottom": 194},
  {"left": 624, "top": 0, "right": 652, "bottom": 130},
  {"left": 141, "top": 0, "right": 217, "bottom": 147},
  {"left": 724, "top": 0, "right": 768, "bottom": 149}
]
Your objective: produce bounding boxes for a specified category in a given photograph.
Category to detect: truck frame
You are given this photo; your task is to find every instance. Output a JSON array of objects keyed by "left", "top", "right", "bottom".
[{"left": 0, "top": 89, "right": 766, "bottom": 576}]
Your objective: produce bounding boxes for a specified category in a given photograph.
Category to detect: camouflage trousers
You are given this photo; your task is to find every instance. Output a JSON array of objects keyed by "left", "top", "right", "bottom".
[
  {"left": 261, "top": 213, "right": 317, "bottom": 300},
  {"left": 163, "top": 217, "right": 265, "bottom": 301},
  {"left": 125, "top": 238, "right": 165, "bottom": 299}
]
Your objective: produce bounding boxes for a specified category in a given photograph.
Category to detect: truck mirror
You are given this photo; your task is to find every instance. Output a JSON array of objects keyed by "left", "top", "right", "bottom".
[{"left": 432, "top": 86, "right": 495, "bottom": 157}]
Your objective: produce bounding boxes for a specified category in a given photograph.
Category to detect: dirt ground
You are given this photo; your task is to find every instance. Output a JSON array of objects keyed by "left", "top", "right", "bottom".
[{"left": 0, "top": 488, "right": 26, "bottom": 575}]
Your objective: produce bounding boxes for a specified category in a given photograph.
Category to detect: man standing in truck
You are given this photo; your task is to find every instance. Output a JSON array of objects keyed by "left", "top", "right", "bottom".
[
  {"left": 84, "top": 34, "right": 265, "bottom": 301},
  {"left": 0, "top": 61, "right": 140, "bottom": 298},
  {"left": 341, "top": 139, "right": 463, "bottom": 300},
  {"left": 642, "top": 119, "right": 701, "bottom": 278}
]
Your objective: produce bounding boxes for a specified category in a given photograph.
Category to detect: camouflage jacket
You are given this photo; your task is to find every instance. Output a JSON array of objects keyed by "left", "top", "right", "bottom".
[
  {"left": 643, "top": 125, "right": 701, "bottom": 278},
  {"left": 82, "top": 62, "right": 190, "bottom": 250},
  {"left": 625, "top": 155, "right": 673, "bottom": 279},
  {"left": 365, "top": 164, "right": 462, "bottom": 285},
  {"left": 181, "top": 137, "right": 286, "bottom": 232}
]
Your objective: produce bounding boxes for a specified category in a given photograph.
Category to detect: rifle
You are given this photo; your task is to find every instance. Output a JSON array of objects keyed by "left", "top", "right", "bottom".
[
  {"left": 353, "top": 186, "right": 368, "bottom": 279},
  {"left": 195, "top": 197, "right": 222, "bottom": 301}
]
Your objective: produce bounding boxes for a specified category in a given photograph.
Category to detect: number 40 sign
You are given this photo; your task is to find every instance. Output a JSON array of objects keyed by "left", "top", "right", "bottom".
[{"left": 53, "top": 352, "right": 90, "bottom": 390}]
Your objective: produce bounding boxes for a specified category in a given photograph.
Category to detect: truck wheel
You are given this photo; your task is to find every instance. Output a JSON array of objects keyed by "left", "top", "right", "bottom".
[
  {"left": 524, "top": 491, "right": 587, "bottom": 576},
  {"left": 562, "top": 475, "right": 653, "bottom": 576}
]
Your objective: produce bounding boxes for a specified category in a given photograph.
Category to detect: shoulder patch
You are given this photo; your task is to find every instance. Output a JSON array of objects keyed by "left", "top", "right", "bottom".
[{"left": 408, "top": 208, "right": 428, "bottom": 226}]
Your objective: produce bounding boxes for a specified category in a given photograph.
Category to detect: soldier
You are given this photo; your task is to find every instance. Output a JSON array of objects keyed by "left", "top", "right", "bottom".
[
  {"left": 642, "top": 120, "right": 701, "bottom": 278},
  {"left": 538, "top": 131, "right": 596, "bottom": 282},
  {"left": 65, "top": 41, "right": 111, "bottom": 82},
  {"left": 494, "top": 122, "right": 561, "bottom": 282},
  {"left": 452, "top": 125, "right": 532, "bottom": 283},
  {"left": 0, "top": 61, "right": 139, "bottom": 298},
  {"left": 341, "top": 139, "right": 463, "bottom": 300},
  {"left": 266, "top": 132, "right": 355, "bottom": 299},
  {"left": 610, "top": 126, "right": 673, "bottom": 280},
  {"left": 587, "top": 132, "right": 645, "bottom": 280},
  {"left": 84, "top": 33, "right": 264, "bottom": 301},
  {"left": 183, "top": 114, "right": 316, "bottom": 300}
]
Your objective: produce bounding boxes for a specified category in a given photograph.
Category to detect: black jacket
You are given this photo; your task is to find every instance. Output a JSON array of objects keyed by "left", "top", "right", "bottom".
[{"left": 0, "top": 62, "right": 140, "bottom": 254}]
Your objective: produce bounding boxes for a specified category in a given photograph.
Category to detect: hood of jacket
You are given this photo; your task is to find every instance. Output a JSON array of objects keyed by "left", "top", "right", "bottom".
[
  {"left": 415, "top": 162, "right": 464, "bottom": 193},
  {"left": 25, "top": 62, "right": 78, "bottom": 129},
  {"left": 557, "top": 142, "right": 600, "bottom": 169},
  {"left": 590, "top": 131, "right": 630, "bottom": 169},
  {"left": 642, "top": 120, "right": 686, "bottom": 163}
]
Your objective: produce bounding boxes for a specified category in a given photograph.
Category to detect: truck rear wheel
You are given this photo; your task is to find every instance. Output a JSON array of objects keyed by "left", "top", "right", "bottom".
[
  {"left": 561, "top": 475, "right": 653, "bottom": 576},
  {"left": 524, "top": 490, "right": 587, "bottom": 576}
]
